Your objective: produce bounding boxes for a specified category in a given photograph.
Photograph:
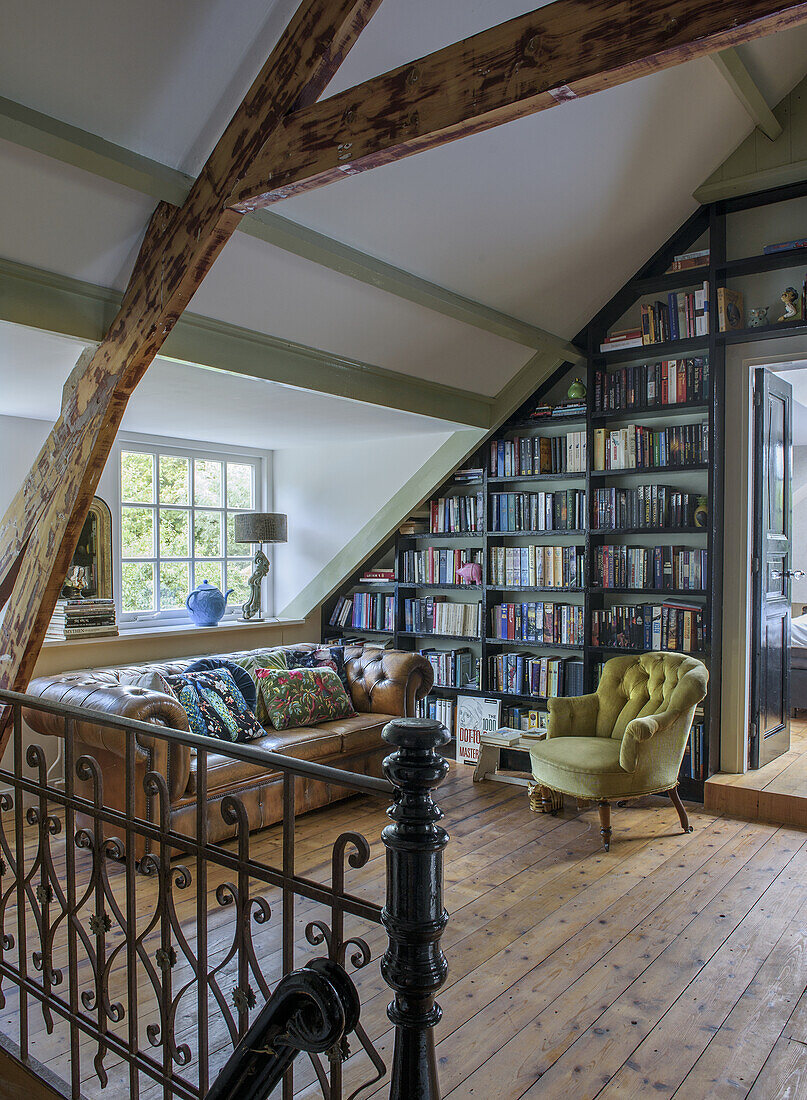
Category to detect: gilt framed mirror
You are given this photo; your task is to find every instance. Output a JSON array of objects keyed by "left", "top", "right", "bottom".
[{"left": 61, "top": 496, "right": 113, "bottom": 600}]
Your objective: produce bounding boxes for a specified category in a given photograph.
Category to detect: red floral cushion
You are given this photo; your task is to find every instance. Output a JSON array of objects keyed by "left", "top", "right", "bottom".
[{"left": 255, "top": 667, "right": 356, "bottom": 730}]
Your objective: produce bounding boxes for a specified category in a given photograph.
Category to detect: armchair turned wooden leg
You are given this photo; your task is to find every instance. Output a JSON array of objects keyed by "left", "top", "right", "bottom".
[
  {"left": 598, "top": 801, "right": 612, "bottom": 852},
  {"left": 668, "top": 786, "right": 694, "bottom": 834}
]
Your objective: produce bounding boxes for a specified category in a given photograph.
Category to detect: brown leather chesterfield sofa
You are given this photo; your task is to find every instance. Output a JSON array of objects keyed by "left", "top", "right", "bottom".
[{"left": 23, "top": 644, "right": 433, "bottom": 855}]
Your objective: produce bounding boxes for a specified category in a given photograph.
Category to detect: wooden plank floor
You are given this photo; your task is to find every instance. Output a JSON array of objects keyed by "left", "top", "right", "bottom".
[
  {"left": 706, "top": 718, "right": 807, "bottom": 826},
  {"left": 2, "top": 765, "right": 807, "bottom": 1098}
]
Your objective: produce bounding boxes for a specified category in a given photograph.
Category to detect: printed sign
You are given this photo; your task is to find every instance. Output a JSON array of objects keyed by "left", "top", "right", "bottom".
[{"left": 456, "top": 695, "right": 501, "bottom": 765}]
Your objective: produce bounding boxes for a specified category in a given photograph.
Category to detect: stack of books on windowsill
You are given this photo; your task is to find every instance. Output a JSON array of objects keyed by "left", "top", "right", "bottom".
[
  {"left": 666, "top": 248, "right": 709, "bottom": 272},
  {"left": 46, "top": 598, "right": 118, "bottom": 640}
]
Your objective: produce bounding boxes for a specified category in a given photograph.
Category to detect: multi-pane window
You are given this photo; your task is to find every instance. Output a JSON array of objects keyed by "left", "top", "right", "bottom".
[{"left": 119, "top": 448, "right": 260, "bottom": 620}]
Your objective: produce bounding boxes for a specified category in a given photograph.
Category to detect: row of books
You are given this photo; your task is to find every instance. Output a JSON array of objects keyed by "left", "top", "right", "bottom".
[
  {"left": 490, "top": 490, "right": 586, "bottom": 532},
  {"left": 592, "top": 485, "right": 702, "bottom": 530},
  {"left": 640, "top": 286, "right": 709, "bottom": 343},
  {"left": 593, "top": 422, "right": 708, "bottom": 470},
  {"left": 593, "top": 546, "right": 707, "bottom": 591},
  {"left": 46, "top": 598, "right": 118, "bottom": 639},
  {"left": 501, "top": 706, "right": 548, "bottom": 733},
  {"left": 490, "top": 602, "right": 584, "bottom": 645},
  {"left": 429, "top": 494, "right": 485, "bottom": 534},
  {"left": 488, "top": 654, "right": 585, "bottom": 698},
  {"left": 403, "top": 598, "right": 481, "bottom": 637},
  {"left": 590, "top": 602, "right": 705, "bottom": 651},
  {"left": 489, "top": 432, "right": 586, "bottom": 477},
  {"left": 593, "top": 358, "right": 709, "bottom": 413},
  {"left": 488, "top": 545, "right": 584, "bottom": 589},
  {"left": 416, "top": 695, "right": 455, "bottom": 730},
  {"left": 399, "top": 547, "right": 482, "bottom": 586},
  {"left": 419, "top": 647, "right": 479, "bottom": 689},
  {"left": 329, "top": 592, "right": 394, "bottom": 631},
  {"left": 680, "top": 721, "right": 707, "bottom": 781}
]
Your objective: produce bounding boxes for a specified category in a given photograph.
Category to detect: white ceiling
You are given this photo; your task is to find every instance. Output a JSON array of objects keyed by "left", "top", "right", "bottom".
[
  {"left": 1, "top": 3, "right": 807, "bottom": 412},
  {"left": 0, "top": 320, "right": 462, "bottom": 448}
]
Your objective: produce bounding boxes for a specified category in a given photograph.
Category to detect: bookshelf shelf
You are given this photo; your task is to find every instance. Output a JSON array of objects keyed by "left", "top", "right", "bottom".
[
  {"left": 397, "top": 582, "right": 482, "bottom": 591},
  {"left": 589, "top": 587, "right": 707, "bottom": 597},
  {"left": 486, "top": 638, "right": 583, "bottom": 650},
  {"left": 487, "top": 585, "right": 584, "bottom": 593},
  {"left": 590, "top": 463, "right": 709, "bottom": 478},
  {"left": 590, "top": 527, "right": 706, "bottom": 536},
  {"left": 398, "top": 631, "right": 481, "bottom": 642},
  {"left": 488, "top": 529, "right": 586, "bottom": 538},
  {"left": 504, "top": 414, "right": 587, "bottom": 429},
  {"left": 400, "top": 531, "right": 485, "bottom": 540},
  {"left": 323, "top": 627, "right": 393, "bottom": 638},
  {"left": 488, "top": 473, "right": 586, "bottom": 484},
  {"left": 591, "top": 401, "right": 708, "bottom": 422},
  {"left": 597, "top": 336, "right": 709, "bottom": 365},
  {"left": 630, "top": 267, "right": 710, "bottom": 295},
  {"left": 719, "top": 249, "right": 807, "bottom": 278},
  {"left": 590, "top": 645, "right": 708, "bottom": 657},
  {"left": 718, "top": 319, "right": 807, "bottom": 345}
]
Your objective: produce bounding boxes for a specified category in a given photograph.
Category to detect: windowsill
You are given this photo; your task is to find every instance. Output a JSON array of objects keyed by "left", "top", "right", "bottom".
[{"left": 42, "top": 617, "right": 305, "bottom": 648}]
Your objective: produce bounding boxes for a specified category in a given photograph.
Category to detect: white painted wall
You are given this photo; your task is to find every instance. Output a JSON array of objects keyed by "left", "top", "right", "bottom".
[{"left": 272, "top": 431, "right": 454, "bottom": 609}]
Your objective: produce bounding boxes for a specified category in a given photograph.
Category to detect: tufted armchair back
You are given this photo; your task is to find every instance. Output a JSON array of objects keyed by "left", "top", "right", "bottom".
[{"left": 594, "top": 652, "right": 709, "bottom": 740}]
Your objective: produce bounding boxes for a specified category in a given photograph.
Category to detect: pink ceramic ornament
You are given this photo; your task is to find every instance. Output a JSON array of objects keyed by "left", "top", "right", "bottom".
[{"left": 456, "top": 562, "right": 482, "bottom": 584}]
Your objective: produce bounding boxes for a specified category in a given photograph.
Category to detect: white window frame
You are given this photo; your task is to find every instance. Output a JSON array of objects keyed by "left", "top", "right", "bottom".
[{"left": 110, "top": 434, "right": 270, "bottom": 629}]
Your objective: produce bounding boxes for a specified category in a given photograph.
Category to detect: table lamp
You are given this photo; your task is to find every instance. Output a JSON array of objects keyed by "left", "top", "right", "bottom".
[{"left": 234, "top": 512, "right": 288, "bottom": 621}]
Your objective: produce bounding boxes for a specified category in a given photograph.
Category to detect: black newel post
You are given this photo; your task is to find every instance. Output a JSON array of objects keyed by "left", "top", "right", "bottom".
[{"left": 381, "top": 717, "right": 450, "bottom": 1100}]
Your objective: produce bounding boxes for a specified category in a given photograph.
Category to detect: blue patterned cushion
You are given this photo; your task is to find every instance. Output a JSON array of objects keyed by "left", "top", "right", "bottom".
[
  {"left": 183, "top": 658, "right": 257, "bottom": 711},
  {"left": 168, "top": 668, "right": 264, "bottom": 743},
  {"left": 287, "top": 645, "right": 349, "bottom": 690}
]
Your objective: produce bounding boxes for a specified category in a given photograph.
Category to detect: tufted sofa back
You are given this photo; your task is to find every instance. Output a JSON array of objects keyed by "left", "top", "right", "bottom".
[
  {"left": 25, "top": 643, "right": 434, "bottom": 722},
  {"left": 594, "top": 652, "right": 709, "bottom": 739}
]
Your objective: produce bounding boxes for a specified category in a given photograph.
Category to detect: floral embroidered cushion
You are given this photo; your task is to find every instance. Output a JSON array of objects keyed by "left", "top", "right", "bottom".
[
  {"left": 230, "top": 649, "right": 288, "bottom": 724},
  {"left": 255, "top": 667, "right": 356, "bottom": 731},
  {"left": 168, "top": 668, "right": 265, "bottom": 743}
]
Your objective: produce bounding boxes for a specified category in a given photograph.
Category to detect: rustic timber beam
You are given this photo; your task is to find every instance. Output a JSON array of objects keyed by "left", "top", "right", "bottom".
[
  {"left": 0, "top": 95, "right": 576, "bottom": 357},
  {"left": 230, "top": 0, "right": 807, "bottom": 212},
  {"left": 0, "top": 0, "right": 383, "bottom": 709},
  {"left": 710, "top": 48, "right": 783, "bottom": 140}
]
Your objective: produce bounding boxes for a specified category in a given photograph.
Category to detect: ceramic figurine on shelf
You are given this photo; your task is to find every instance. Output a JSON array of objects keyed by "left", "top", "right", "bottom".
[
  {"left": 456, "top": 562, "right": 482, "bottom": 585},
  {"left": 567, "top": 378, "right": 587, "bottom": 400},
  {"left": 778, "top": 287, "right": 800, "bottom": 322},
  {"left": 747, "top": 307, "right": 768, "bottom": 328}
]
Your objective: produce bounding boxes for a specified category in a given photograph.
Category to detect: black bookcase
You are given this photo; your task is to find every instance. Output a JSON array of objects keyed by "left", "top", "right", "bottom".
[{"left": 322, "top": 179, "right": 807, "bottom": 802}]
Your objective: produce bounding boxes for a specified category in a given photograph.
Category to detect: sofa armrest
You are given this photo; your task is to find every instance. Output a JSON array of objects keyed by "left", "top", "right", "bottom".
[
  {"left": 23, "top": 676, "right": 192, "bottom": 801},
  {"left": 547, "top": 693, "right": 600, "bottom": 738},
  {"left": 344, "top": 649, "right": 434, "bottom": 717}
]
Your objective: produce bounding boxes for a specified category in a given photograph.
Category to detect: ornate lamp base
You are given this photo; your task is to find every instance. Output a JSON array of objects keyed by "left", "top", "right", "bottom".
[{"left": 241, "top": 547, "right": 269, "bottom": 620}]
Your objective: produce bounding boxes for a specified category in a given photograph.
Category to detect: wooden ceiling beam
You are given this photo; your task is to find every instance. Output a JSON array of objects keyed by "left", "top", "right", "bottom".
[
  {"left": 230, "top": 0, "right": 807, "bottom": 212},
  {"left": 0, "top": 0, "right": 383, "bottom": 705}
]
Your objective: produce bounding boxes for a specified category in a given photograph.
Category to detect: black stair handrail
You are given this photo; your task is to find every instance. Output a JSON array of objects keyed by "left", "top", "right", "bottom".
[{"left": 205, "top": 958, "right": 360, "bottom": 1100}]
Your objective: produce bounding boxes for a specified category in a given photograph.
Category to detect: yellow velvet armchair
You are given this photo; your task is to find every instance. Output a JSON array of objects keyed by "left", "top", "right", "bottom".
[{"left": 529, "top": 652, "right": 709, "bottom": 850}]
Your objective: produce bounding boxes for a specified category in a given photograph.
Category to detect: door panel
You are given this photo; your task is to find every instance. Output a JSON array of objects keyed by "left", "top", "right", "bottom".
[{"left": 750, "top": 370, "right": 792, "bottom": 769}]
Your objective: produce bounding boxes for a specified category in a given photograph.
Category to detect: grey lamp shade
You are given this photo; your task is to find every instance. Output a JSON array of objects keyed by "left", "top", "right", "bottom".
[{"left": 233, "top": 512, "right": 288, "bottom": 544}]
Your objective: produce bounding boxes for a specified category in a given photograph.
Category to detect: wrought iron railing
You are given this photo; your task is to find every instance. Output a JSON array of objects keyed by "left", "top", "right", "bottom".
[{"left": 0, "top": 689, "right": 450, "bottom": 1100}]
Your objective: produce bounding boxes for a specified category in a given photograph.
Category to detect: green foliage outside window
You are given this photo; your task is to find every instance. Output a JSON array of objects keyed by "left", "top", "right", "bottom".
[{"left": 119, "top": 448, "right": 257, "bottom": 617}]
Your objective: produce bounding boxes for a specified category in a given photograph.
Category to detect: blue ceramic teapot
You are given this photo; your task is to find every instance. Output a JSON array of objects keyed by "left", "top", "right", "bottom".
[{"left": 186, "top": 579, "right": 233, "bottom": 626}]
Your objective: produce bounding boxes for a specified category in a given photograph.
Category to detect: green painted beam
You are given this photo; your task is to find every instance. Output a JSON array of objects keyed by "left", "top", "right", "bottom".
[
  {"left": 695, "top": 72, "right": 807, "bottom": 202},
  {"left": 0, "top": 256, "right": 493, "bottom": 427},
  {"left": 279, "top": 345, "right": 569, "bottom": 619},
  {"left": 710, "top": 49, "right": 782, "bottom": 141},
  {"left": 0, "top": 95, "right": 581, "bottom": 360}
]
